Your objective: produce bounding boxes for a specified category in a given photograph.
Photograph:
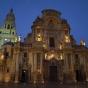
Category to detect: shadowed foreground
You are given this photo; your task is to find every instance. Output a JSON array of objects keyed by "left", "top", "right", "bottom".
[{"left": 0, "top": 82, "right": 88, "bottom": 88}]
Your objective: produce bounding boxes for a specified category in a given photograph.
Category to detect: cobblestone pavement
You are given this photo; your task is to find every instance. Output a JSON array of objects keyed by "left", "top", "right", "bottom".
[{"left": 0, "top": 82, "right": 88, "bottom": 88}]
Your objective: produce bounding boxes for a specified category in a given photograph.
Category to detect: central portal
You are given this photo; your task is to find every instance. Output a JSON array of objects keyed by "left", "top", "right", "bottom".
[
  {"left": 20, "top": 69, "right": 28, "bottom": 83},
  {"left": 49, "top": 66, "right": 57, "bottom": 82}
]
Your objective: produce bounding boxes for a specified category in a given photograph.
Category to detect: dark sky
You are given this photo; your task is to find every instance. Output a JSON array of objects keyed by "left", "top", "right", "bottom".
[{"left": 0, "top": 0, "right": 88, "bottom": 45}]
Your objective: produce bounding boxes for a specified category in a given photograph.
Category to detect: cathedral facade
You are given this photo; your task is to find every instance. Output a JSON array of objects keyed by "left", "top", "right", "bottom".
[{"left": 0, "top": 9, "right": 88, "bottom": 83}]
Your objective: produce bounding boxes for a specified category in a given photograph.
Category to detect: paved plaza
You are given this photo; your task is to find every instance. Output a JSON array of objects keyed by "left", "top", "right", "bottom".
[{"left": 0, "top": 82, "right": 88, "bottom": 88}]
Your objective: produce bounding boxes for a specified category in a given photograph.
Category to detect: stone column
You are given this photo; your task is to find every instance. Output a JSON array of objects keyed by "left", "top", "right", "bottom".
[
  {"left": 86, "top": 61, "right": 88, "bottom": 81},
  {"left": 0, "top": 72, "right": 3, "bottom": 82},
  {"left": 63, "top": 53, "right": 68, "bottom": 82},
  {"left": 83, "top": 55, "right": 87, "bottom": 81},
  {"left": 33, "top": 53, "right": 37, "bottom": 84},
  {"left": 63, "top": 53, "right": 68, "bottom": 73},
  {"left": 70, "top": 54, "right": 76, "bottom": 82},
  {"left": 14, "top": 51, "right": 19, "bottom": 83},
  {"left": 40, "top": 53, "right": 44, "bottom": 83},
  {"left": 28, "top": 52, "right": 31, "bottom": 83}
]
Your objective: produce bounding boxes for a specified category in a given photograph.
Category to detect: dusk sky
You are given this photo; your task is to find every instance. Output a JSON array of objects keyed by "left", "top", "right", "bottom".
[{"left": 0, "top": 0, "right": 88, "bottom": 46}]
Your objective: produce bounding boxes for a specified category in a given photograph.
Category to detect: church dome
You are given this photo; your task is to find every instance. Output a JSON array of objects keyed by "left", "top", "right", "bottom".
[{"left": 42, "top": 9, "right": 61, "bottom": 17}]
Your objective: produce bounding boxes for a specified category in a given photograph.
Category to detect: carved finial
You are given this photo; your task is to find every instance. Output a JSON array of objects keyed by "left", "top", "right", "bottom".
[{"left": 10, "top": 8, "right": 13, "bottom": 13}]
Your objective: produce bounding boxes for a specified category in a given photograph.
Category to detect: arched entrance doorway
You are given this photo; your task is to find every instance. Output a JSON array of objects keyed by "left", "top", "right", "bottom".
[
  {"left": 75, "top": 69, "right": 86, "bottom": 82},
  {"left": 20, "top": 69, "right": 28, "bottom": 83},
  {"left": 49, "top": 65, "right": 57, "bottom": 82}
]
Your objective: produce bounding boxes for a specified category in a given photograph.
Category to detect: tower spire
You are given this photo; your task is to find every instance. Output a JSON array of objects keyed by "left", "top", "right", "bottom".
[{"left": 4, "top": 8, "right": 16, "bottom": 29}]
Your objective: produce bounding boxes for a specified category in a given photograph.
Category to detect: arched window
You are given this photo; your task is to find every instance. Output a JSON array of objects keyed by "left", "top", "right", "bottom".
[
  {"left": 75, "top": 54, "right": 80, "bottom": 66},
  {"left": 0, "top": 31, "right": 2, "bottom": 34},
  {"left": 7, "top": 24, "right": 10, "bottom": 29},
  {"left": 49, "top": 37, "right": 55, "bottom": 48},
  {"left": 12, "top": 32, "right": 14, "bottom": 35},
  {"left": 24, "top": 52, "right": 27, "bottom": 57}
]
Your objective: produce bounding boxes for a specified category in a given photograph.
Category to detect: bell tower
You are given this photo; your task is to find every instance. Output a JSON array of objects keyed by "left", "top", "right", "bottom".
[
  {"left": 0, "top": 9, "right": 19, "bottom": 48},
  {"left": 4, "top": 8, "right": 16, "bottom": 29}
]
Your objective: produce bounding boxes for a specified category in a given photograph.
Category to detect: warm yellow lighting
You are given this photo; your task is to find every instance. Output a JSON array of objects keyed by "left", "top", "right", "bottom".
[
  {"left": 45, "top": 53, "right": 55, "bottom": 60},
  {"left": 47, "top": 54, "right": 54, "bottom": 60},
  {"left": 45, "top": 53, "right": 47, "bottom": 59},
  {"left": 37, "top": 37, "right": 42, "bottom": 41},
  {"left": 60, "top": 53, "right": 63, "bottom": 60},
  {"left": 36, "top": 26, "right": 41, "bottom": 29},
  {"left": 59, "top": 44, "right": 62, "bottom": 50},
  {"left": 49, "top": 54, "right": 54, "bottom": 59},
  {"left": 0, "top": 54, "right": 4, "bottom": 64},
  {"left": 65, "top": 35, "right": 70, "bottom": 43},
  {"left": 38, "top": 34, "right": 41, "bottom": 37},
  {"left": 0, "top": 54, "right": 4, "bottom": 60},
  {"left": 36, "top": 33, "right": 42, "bottom": 41},
  {"left": 43, "top": 44, "right": 47, "bottom": 49}
]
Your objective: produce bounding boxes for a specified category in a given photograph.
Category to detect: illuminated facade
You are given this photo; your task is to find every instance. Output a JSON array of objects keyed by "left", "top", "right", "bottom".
[
  {"left": 0, "top": 9, "right": 19, "bottom": 49},
  {"left": 0, "top": 9, "right": 88, "bottom": 83}
]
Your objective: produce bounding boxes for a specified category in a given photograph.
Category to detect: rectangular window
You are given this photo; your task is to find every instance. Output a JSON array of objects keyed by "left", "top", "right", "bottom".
[
  {"left": 75, "top": 54, "right": 80, "bottom": 66},
  {"left": 0, "top": 31, "right": 2, "bottom": 34},
  {"left": 24, "top": 52, "right": 27, "bottom": 57},
  {"left": 49, "top": 37, "right": 55, "bottom": 48},
  {"left": 23, "top": 52, "right": 27, "bottom": 63},
  {"left": 4, "top": 52, "right": 9, "bottom": 59}
]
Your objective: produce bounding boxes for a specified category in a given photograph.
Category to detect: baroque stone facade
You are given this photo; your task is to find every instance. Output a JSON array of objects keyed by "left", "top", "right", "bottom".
[{"left": 0, "top": 9, "right": 88, "bottom": 83}]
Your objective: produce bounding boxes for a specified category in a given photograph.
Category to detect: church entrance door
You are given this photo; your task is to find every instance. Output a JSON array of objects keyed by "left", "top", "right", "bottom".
[
  {"left": 49, "top": 66, "right": 57, "bottom": 82},
  {"left": 20, "top": 69, "right": 28, "bottom": 83}
]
